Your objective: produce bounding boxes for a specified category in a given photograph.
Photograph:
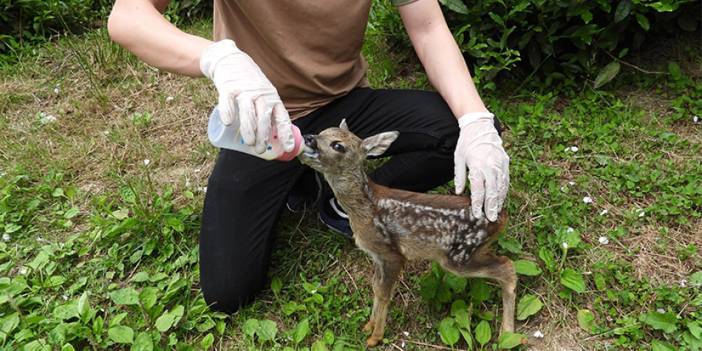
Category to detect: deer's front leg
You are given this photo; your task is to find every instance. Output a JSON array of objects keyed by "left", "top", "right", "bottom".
[{"left": 366, "top": 255, "right": 405, "bottom": 348}]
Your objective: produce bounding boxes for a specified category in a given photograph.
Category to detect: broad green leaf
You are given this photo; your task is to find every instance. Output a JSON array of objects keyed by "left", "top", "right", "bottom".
[
  {"left": 61, "top": 344, "right": 76, "bottom": 351},
  {"left": 635, "top": 14, "right": 650, "bottom": 31},
  {"left": 689, "top": 271, "right": 702, "bottom": 286},
  {"left": 498, "top": 237, "right": 522, "bottom": 254},
  {"left": 322, "top": 329, "right": 335, "bottom": 345},
  {"left": 560, "top": 269, "right": 586, "bottom": 293},
  {"left": 108, "top": 325, "right": 134, "bottom": 344},
  {"left": 109, "top": 287, "right": 140, "bottom": 305},
  {"left": 688, "top": 321, "right": 702, "bottom": 339},
  {"left": 53, "top": 302, "right": 78, "bottom": 320},
  {"left": 258, "top": 319, "right": 278, "bottom": 341},
  {"left": 132, "top": 332, "right": 154, "bottom": 351},
  {"left": 497, "top": 332, "right": 526, "bottom": 349},
  {"left": 293, "top": 319, "right": 310, "bottom": 344},
  {"left": 651, "top": 340, "right": 676, "bottom": 351},
  {"left": 243, "top": 319, "right": 259, "bottom": 338},
  {"left": 640, "top": 311, "right": 677, "bottom": 334},
  {"left": 459, "top": 329, "right": 474, "bottom": 349},
  {"left": 439, "top": 0, "right": 468, "bottom": 14},
  {"left": 438, "top": 318, "right": 460, "bottom": 346},
  {"left": 614, "top": 0, "right": 632, "bottom": 22},
  {"left": 154, "top": 305, "right": 184, "bottom": 332},
  {"left": 474, "top": 320, "right": 491, "bottom": 346},
  {"left": 594, "top": 62, "right": 621, "bottom": 89},
  {"left": 270, "top": 277, "right": 282, "bottom": 296},
  {"left": 577, "top": 309, "right": 595, "bottom": 332},
  {"left": 514, "top": 260, "right": 542, "bottom": 276},
  {"left": 63, "top": 207, "right": 79, "bottom": 219},
  {"left": 311, "top": 340, "right": 329, "bottom": 351},
  {"left": 77, "top": 291, "right": 90, "bottom": 320},
  {"left": 538, "top": 247, "right": 556, "bottom": 271},
  {"left": 139, "top": 287, "right": 158, "bottom": 311},
  {"left": 668, "top": 62, "right": 683, "bottom": 81},
  {"left": 516, "top": 294, "right": 543, "bottom": 320},
  {"left": 451, "top": 300, "right": 471, "bottom": 329},
  {"left": 199, "top": 333, "right": 214, "bottom": 350},
  {"left": 445, "top": 273, "right": 467, "bottom": 293},
  {"left": 131, "top": 272, "right": 150, "bottom": 283}
]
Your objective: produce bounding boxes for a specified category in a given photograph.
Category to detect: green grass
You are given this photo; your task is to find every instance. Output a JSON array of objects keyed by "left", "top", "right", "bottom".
[{"left": 0, "top": 14, "right": 701, "bottom": 351}]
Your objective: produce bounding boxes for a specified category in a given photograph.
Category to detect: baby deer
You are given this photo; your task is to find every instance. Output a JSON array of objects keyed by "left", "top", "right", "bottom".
[{"left": 298, "top": 120, "right": 516, "bottom": 347}]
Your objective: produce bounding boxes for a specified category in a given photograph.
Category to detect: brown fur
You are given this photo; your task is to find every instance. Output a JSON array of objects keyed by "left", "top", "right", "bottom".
[{"left": 299, "top": 122, "right": 516, "bottom": 347}]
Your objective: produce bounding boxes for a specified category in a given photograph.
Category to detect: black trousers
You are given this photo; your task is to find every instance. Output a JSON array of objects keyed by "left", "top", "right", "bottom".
[{"left": 199, "top": 88, "right": 485, "bottom": 313}]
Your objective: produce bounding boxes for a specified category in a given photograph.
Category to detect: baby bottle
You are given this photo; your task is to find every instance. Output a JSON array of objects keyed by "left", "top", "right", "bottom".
[{"left": 207, "top": 106, "right": 303, "bottom": 161}]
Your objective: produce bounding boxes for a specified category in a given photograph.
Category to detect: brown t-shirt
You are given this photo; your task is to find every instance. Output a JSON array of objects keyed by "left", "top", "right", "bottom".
[{"left": 213, "top": 0, "right": 415, "bottom": 119}]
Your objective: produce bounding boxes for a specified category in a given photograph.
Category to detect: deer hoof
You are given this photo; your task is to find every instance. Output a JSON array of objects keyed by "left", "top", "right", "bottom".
[
  {"left": 363, "top": 320, "right": 375, "bottom": 333},
  {"left": 366, "top": 336, "right": 381, "bottom": 347}
]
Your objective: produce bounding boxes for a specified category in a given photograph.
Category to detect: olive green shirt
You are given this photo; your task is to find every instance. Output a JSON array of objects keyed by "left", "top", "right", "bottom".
[{"left": 213, "top": 0, "right": 418, "bottom": 119}]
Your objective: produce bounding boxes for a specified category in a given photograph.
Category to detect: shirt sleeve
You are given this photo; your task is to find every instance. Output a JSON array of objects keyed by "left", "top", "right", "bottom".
[{"left": 391, "top": 0, "right": 419, "bottom": 6}]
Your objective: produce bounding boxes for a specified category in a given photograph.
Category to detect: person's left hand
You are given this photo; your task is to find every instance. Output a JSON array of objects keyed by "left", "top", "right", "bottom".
[{"left": 453, "top": 112, "right": 510, "bottom": 222}]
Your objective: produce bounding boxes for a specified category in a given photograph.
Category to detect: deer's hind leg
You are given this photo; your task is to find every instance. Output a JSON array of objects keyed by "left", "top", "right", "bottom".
[
  {"left": 364, "top": 253, "right": 405, "bottom": 348},
  {"left": 448, "top": 247, "right": 516, "bottom": 332}
]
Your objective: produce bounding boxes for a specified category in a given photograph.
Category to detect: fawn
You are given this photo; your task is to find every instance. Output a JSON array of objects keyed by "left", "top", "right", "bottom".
[{"left": 298, "top": 120, "right": 516, "bottom": 347}]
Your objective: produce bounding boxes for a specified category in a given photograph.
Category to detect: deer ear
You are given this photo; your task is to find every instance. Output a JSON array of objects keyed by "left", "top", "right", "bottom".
[
  {"left": 362, "top": 131, "right": 399, "bottom": 157},
  {"left": 339, "top": 119, "right": 349, "bottom": 131}
]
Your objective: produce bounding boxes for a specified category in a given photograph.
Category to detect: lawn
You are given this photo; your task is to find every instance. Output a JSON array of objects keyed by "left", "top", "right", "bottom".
[{"left": 0, "top": 13, "right": 701, "bottom": 351}]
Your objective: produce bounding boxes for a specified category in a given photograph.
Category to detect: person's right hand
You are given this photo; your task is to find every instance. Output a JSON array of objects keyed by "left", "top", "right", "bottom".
[{"left": 200, "top": 39, "right": 294, "bottom": 154}]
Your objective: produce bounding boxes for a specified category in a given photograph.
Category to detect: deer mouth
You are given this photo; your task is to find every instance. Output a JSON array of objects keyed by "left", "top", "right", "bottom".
[{"left": 302, "top": 145, "right": 319, "bottom": 159}]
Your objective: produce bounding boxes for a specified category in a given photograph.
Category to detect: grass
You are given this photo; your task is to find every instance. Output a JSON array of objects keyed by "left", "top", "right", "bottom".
[{"left": 0, "top": 12, "right": 701, "bottom": 351}]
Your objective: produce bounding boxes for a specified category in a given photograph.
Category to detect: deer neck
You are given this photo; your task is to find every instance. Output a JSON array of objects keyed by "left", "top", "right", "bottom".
[{"left": 324, "top": 169, "right": 374, "bottom": 219}]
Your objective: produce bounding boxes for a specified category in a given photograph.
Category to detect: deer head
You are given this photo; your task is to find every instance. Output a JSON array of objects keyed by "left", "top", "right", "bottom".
[{"left": 298, "top": 120, "right": 399, "bottom": 176}]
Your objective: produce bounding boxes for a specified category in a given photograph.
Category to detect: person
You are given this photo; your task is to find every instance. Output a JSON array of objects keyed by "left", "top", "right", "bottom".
[{"left": 107, "top": 0, "right": 510, "bottom": 313}]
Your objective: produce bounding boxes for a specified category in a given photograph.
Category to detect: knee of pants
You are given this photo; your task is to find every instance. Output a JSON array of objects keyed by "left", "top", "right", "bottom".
[{"left": 201, "top": 273, "right": 266, "bottom": 313}]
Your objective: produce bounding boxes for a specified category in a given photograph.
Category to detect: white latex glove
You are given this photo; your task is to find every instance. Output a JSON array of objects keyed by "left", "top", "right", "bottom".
[
  {"left": 200, "top": 39, "right": 294, "bottom": 154},
  {"left": 454, "top": 112, "right": 510, "bottom": 221}
]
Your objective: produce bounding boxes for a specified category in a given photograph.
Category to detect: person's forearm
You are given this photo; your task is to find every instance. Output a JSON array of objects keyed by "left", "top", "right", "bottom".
[
  {"left": 400, "top": 1, "right": 488, "bottom": 118},
  {"left": 107, "top": 0, "right": 212, "bottom": 76}
]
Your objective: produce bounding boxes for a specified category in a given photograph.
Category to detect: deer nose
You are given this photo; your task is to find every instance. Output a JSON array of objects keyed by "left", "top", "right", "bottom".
[{"left": 303, "top": 134, "right": 317, "bottom": 150}]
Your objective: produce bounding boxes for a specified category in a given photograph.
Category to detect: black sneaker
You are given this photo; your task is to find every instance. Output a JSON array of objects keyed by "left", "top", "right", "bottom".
[
  {"left": 286, "top": 170, "right": 322, "bottom": 213},
  {"left": 319, "top": 197, "right": 353, "bottom": 239}
]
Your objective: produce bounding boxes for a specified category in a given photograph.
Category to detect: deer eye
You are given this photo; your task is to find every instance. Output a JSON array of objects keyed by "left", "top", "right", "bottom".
[{"left": 330, "top": 141, "right": 346, "bottom": 153}]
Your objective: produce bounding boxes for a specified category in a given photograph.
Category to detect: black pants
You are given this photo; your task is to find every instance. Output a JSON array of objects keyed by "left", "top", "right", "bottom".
[{"left": 199, "top": 88, "right": 489, "bottom": 313}]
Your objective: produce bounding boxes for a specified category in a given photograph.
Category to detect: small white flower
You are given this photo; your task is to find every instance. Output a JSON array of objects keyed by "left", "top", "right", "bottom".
[
  {"left": 598, "top": 236, "right": 609, "bottom": 245},
  {"left": 165, "top": 96, "right": 175, "bottom": 103},
  {"left": 566, "top": 227, "right": 574, "bottom": 233},
  {"left": 39, "top": 113, "right": 57, "bottom": 124},
  {"left": 400, "top": 340, "right": 406, "bottom": 348},
  {"left": 680, "top": 279, "right": 687, "bottom": 287},
  {"left": 102, "top": 130, "right": 110, "bottom": 136},
  {"left": 600, "top": 209, "right": 608, "bottom": 216},
  {"left": 657, "top": 308, "right": 665, "bottom": 313},
  {"left": 143, "top": 159, "right": 151, "bottom": 166},
  {"left": 62, "top": 294, "right": 69, "bottom": 301},
  {"left": 2, "top": 234, "right": 10, "bottom": 242},
  {"left": 638, "top": 210, "right": 645, "bottom": 218},
  {"left": 53, "top": 86, "right": 60, "bottom": 95},
  {"left": 565, "top": 146, "right": 579, "bottom": 152},
  {"left": 402, "top": 331, "right": 409, "bottom": 337},
  {"left": 568, "top": 181, "right": 576, "bottom": 186},
  {"left": 533, "top": 330, "right": 544, "bottom": 338},
  {"left": 583, "top": 196, "right": 593, "bottom": 204},
  {"left": 694, "top": 116, "right": 700, "bottom": 124},
  {"left": 562, "top": 242, "right": 569, "bottom": 249},
  {"left": 19, "top": 267, "right": 28, "bottom": 275}
]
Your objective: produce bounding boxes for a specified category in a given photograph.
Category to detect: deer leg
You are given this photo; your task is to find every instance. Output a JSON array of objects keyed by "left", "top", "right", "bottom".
[
  {"left": 366, "top": 255, "right": 404, "bottom": 348},
  {"left": 363, "top": 262, "right": 382, "bottom": 333},
  {"left": 449, "top": 250, "right": 517, "bottom": 333}
]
